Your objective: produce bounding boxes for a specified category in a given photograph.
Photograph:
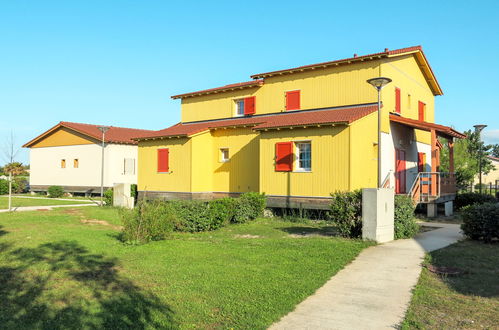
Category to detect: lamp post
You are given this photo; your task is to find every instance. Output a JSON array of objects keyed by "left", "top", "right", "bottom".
[
  {"left": 367, "top": 77, "right": 392, "bottom": 188},
  {"left": 474, "top": 124, "right": 487, "bottom": 194},
  {"left": 98, "top": 126, "right": 110, "bottom": 206}
]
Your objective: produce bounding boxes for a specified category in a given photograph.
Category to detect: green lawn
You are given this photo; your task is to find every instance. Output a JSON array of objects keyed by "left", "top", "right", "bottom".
[
  {"left": 403, "top": 240, "right": 499, "bottom": 329},
  {"left": 0, "top": 196, "right": 95, "bottom": 209},
  {"left": 0, "top": 207, "right": 371, "bottom": 329}
]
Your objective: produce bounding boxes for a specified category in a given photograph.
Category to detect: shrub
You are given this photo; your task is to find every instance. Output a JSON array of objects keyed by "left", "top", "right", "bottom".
[
  {"left": 120, "top": 200, "right": 177, "bottom": 244},
  {"left": 130, "top": 184, "right": 138, "bottom": 199},
  {"left": 329, "top": 190, "right": 362, "bottom": 238},
  {"left": 233, "top": 192, "right": 266, "bottom": 223},
  {"left": 47, "top": 185, "right": 64, "bottom": 198},
  {"left": 103, "top": 189, "right": 113, "bottom": 206},
  {"left": 454, "top": 192, "right": 496, "bottom": 210},
  {"left": 12, "top": 177, "right": 28, "bottom": 193},
  {"left": 0, "top": 179, "right": 8, "bottom": 195},
  {"left": 208, "top": 197, "right": 236, "bottom": 229},
  {"left": 461, "top": 202, "right": 499, "bottom": 242},
  {"left": 394, "top": 195, "right": 419, "bottom": 239},
  {"left": 169, "top": 200, "right": 213, "bottom": 232}
]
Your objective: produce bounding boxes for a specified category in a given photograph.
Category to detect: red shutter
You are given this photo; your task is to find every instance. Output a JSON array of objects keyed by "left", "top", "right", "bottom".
[
  {"left": 244, "top": 96, "right": 256, "bottom": 115},
  {"left": 418, "top": 101, "right": 425, "bottom": 121},
  {"left": 285, "top": 91, "right": 300, "bottom": 111},
  {"left": 157, "top": 148, "right": 169, "bottom": 172},
  {"left": 275, "top": 142, "right": 293, "bottom": 172},
  {"left": 395, "top": 88, "right": 401, "bottom": 114}
]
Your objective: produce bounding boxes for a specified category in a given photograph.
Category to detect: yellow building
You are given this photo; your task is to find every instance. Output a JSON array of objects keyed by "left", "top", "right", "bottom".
[{"left": 136, "top": 46, "right": 465, "bottom": 209}]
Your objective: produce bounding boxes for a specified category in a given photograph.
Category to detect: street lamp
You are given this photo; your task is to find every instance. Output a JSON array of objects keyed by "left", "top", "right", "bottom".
[
  {"left": 474, "top": 124, "right": 487, "bottom": 194},
  {"left": 98, "top": 126, "right": 110, "bottom": 206},
  {"left": 367, "top": 77, "right": 392, "bottom": 188}
]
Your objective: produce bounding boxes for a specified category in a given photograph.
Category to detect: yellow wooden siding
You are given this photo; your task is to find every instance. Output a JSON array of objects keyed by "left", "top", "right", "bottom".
[
  {"left": 190, "top": 131, "right": 213, "bottom": 192},
  {"left": 380, "top": 55, "right": 434, "bottom": 144},
  {"left": 180, "top": 60, "right": 382, "bottom": 123},
  {"left": 30, "top": 127, "right": 96, "bottom": 148},
  {"left": 259, "top": 126, "right": 350, "bottom": 197},
  {"left": 212, "top": 128, "right": 260, "bottom": 193},
  {"left": 137, "top": 138, "right": 191, "bottom": 192},
  {"left": 349, "top": 112, "right": 378, "bottom": 189}
]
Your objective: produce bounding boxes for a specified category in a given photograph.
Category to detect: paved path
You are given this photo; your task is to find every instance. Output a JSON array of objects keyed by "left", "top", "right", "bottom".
[
  {"left": 0, "top": 203, "right": 97, "bottom": 213},
  {"left": 1, "top": 195, "right": 96, "bottom": 203},
  {"left": 270, "top": 222, "right": 463, "bottom": 330}
]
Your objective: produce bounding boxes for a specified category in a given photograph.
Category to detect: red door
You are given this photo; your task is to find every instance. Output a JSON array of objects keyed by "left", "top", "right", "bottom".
[{"left": 395, "top": 149, "right": 406, "bottom": 194}]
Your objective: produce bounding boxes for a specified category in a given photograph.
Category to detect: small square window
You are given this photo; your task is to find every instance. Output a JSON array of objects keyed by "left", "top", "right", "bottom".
[
  {"left": 295, "top": 142, "right": 311, "bottom": 171},
  {"left": 220, "top": 148, "right": 230, "bottom": 162},
  {"left": 74, "top": 159, "right": 79, "bottom": 168},
  {"left": 235, "top": 99, "right": 245, "bottom": 116},
  {"left": 61, "top": 159, "right": 66, "bottom": 168}
]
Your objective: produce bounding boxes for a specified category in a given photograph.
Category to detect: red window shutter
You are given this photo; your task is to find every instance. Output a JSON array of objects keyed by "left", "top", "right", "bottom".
[
  {"left": 275, "top": 142, "right": 293, "bottom": 172},
  {"left": 395, "top": 88, "right": 401, "bottom": 114},
  {"left": 418, "top": 101, "right": 425, "bottom": 121},
  {"left": 285, "top": 91, "right": 300, "bottom": 111},
  {"left": 157, "top": 148, "right": 169, "bottom": 172},
  {"left": 244, "top": 96, "right": 256, "bottom": 115}
]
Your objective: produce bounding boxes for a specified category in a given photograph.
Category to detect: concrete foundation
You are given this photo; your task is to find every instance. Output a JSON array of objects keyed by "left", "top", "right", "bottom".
[
  {"left": 444, "top": 201, "right": 453, "bottom": 216},
  {"left": 362, "top": 188, "right": 394, "bottom": 243},
  {"left": 113, "top": 183, "right": 134, "bottom": 209},
  {"left": 427, "top": 203, "right": 438, "bottom": 218}
]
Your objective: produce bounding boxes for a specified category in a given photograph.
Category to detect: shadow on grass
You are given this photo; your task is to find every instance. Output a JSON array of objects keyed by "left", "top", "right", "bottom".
[
  {"left": 280, "top": 226, "right": 338, "bottom": 237},
  {"left": 0, "top": 240, "right": 177, "bottom": 329},
  {"left": 427, "top": 240, "right": 499, "bottom": 298}
]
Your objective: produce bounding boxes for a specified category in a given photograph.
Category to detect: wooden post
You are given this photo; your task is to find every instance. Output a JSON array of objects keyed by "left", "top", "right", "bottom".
[
  {"left": 431, "top": 129, "right": 437, "bottom": 196},
  {"left": 448, "top": 139, "right": 455, "bottom": 173}
]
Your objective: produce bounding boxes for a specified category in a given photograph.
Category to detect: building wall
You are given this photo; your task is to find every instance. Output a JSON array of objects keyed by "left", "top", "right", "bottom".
[
  {"left": 259, "top": 126, "right": 350, "bottom": 197},
  {"left": 29, "top": 143, "right": 138, "bottom": 189},
  {"left": 190, "top": 131, "right": 213, "bottom": 192},
  {"left": 180, "top": 60, "right": 382, "bottom": 123},
  {"left": 475, "top": 159, "right": 499, "bottom": 185},
  {"left": 211, "top": 127, "right": 260, "bottom": 193},
  {"left": 29, "top": 127, "right": 96, "bottom": 148},
  {"left": 137, "top": 138, "right": 192, "bottom": 192},
  {"left": 349, "top": 112, "right": 378, "bottom": 190},
  {"left": 380, "top": 54, "right": 435, "bottom": 144}
]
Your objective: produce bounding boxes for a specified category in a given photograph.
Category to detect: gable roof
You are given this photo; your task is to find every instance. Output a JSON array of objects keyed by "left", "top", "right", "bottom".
[
  {"left": 251, "top": 46, "right": 442, "bottom": 95},
  {"left": 23, "top": 121, "right": 155, "bottom": 147},
  {"left": 171, "top": 79, "right": 264, "bottom": 99},
  {"left": 135, "top": 103, "right": 378, "bottom": 140}
]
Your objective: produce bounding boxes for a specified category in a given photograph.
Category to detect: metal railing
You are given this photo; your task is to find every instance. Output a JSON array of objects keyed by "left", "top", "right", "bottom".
[{"left": 407, "top": 172, "right": 456, "bottom": 204}]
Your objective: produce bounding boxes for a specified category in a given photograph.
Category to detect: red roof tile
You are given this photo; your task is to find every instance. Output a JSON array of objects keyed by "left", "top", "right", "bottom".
[
  {"left": 136, "top": 103, "right": 378, "bottom": 140},
  {"left": 389, "top": 114, "right": 466, "bottom": 139},
  {"left": 23, "top": 121, "right": 155, "bottom": 147},
  {"left": 171, "top": 79, "right": 264, "bottom": 99}
]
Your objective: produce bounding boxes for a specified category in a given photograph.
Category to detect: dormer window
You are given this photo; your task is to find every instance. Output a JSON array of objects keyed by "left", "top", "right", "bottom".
[{"left": 234, "top": 97, "right": 256, "bottom": 117}]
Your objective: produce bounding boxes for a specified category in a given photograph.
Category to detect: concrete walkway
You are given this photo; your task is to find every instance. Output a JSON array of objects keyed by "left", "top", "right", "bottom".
[
  {"left": 270, "top": 222, "right": 463, "bottom": 330},
  {"left": 0, "top": 203, "right": 97, "bottom": 213}
]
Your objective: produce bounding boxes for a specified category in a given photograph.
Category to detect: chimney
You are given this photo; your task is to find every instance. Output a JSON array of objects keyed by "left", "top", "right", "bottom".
[
  {"left": 384, "top": 48, "right": 389, "bottom": 52},
  {"left": 353, "top": 53, "right": 358, "bottom": 58}
]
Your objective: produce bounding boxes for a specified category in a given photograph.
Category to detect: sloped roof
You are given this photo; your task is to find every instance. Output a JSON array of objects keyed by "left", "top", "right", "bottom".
[
  {"left": 23, "top": 121, "right": 155, "bottom": 147},
  {"left": 389, "top": 114, "right": 466, "bottom": 139},
  {"left": 171, "top": 79, "right": 264, "bottom": 99},
  {"left": 136, "top": 103, "right": 378, "bottom": 140}
]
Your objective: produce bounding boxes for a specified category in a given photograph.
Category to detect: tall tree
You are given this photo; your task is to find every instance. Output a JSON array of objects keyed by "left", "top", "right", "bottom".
[
  {"left": 491, "top": 144, "right": 499, "bottom": 158},
  {"left": 2, "top": 131, "right": 20, "bottom": 165},
  {"left": 440, "top": 129, "right": 493, "bottom": 189}
]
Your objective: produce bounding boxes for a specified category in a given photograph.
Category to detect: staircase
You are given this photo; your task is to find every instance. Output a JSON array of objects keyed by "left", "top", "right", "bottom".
[{"left": 407, "top": 172, "right": 456, "bottom": 204}]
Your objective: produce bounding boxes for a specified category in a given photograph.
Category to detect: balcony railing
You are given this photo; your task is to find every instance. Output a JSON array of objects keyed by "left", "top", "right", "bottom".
[{"left": 408, "top": 172, "right": 456, "bottom": 204}]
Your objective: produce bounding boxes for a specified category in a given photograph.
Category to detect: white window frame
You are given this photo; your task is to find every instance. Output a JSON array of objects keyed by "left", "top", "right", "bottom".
[
  {"left": 220, "top": 148, "right": 230, "bottom": 162},
  {"left": 234, "top": 99, "right": 245, "bottom": 117},
  {"left": 294, "top": 141, "right": 311, "bottom": 172}
]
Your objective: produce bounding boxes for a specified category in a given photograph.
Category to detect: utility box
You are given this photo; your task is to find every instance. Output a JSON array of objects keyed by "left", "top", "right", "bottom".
[
  {"left": 362, "top": 188, "right": 394, "bottom": 243},
  {"left": 113, "top": 183, "right": 135, "bottom": 209}
]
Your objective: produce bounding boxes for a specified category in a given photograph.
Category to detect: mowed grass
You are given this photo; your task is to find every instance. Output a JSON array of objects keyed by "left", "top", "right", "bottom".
[
  {"left": 0, "top": 196, "right": 95, "bottom": 209},
  {"left": 403, "top": 240, "right": 499, "bottom": 329},
  {"left": 0, "top": 207, "right": 372, "bottom": 329}
]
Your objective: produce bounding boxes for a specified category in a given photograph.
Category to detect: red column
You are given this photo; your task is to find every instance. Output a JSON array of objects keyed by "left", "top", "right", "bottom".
[
  {"left": 448, "top": 139, "right": 454, "bottom": 173},
  {"left": 431, "top": 129, "right": 437, "bottom": 196}
]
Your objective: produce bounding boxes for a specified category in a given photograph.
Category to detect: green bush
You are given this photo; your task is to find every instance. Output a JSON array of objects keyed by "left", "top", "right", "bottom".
[
  {"left": 12, "top": 177, "right": 28, "bottom": 193},
  {"left": 120, "top": 200, "right": 177, "bottom": 244},
  {"left": 461, "top": 202, "right": 499, "bottom": 242},
  {"left": 208, "top": 197, "right": 236, "bottom": 229},
  {"left": 329, "top": 190, "right": 362, "bottom": 238},
  {"left": 47, "top": 185, "right": 64, "bottom": 198},
  {"left": 394, "top": 195, "right": 419, "bottom": 239},
  {"left": 233, "top": 192, "right": 266, "bottom": 223},
  {"left": 0, "top": 179, "right": 8, "bottom": 195},
  {"left": 103, "top": 189, "right": 113, "bottom": 206},
  {"left": 455, "top": 192, "right": 496, "bottom": 210},
  {"left": 169, "top": 200, "right": 214, "bottom": 232},
  {"left": 130, "top": 184, "right": 138, "bottom": 199}
]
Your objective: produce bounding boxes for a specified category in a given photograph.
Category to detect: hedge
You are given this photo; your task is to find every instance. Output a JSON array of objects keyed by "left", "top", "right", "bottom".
[{"left": 461, "top": 202, "right": 499, "bottom": 242}]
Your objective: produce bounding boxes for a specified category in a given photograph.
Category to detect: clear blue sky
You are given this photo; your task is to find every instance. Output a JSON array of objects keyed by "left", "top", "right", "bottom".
[{"left": 1, "top": 0, "right": 498, "bottom": 165}]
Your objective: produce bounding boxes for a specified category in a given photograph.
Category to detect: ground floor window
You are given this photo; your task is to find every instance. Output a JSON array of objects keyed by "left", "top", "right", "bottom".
[
  {"left": 296, "top": 142, "right": 311, "bottom": 171},
  {"left": 124, "top": 158, "right": 135, "bottom": 175}
]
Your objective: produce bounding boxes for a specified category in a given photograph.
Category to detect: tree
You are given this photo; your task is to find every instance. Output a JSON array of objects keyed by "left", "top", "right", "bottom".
[
  {"left": 440, "top": 129, "right": 493, "bottom": 189},
  {"left": 2, "top": 131, "right": 20, "bottom": 165},
  {"left": 491, "top": 144, "right": 499, "bottom": 158}
]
